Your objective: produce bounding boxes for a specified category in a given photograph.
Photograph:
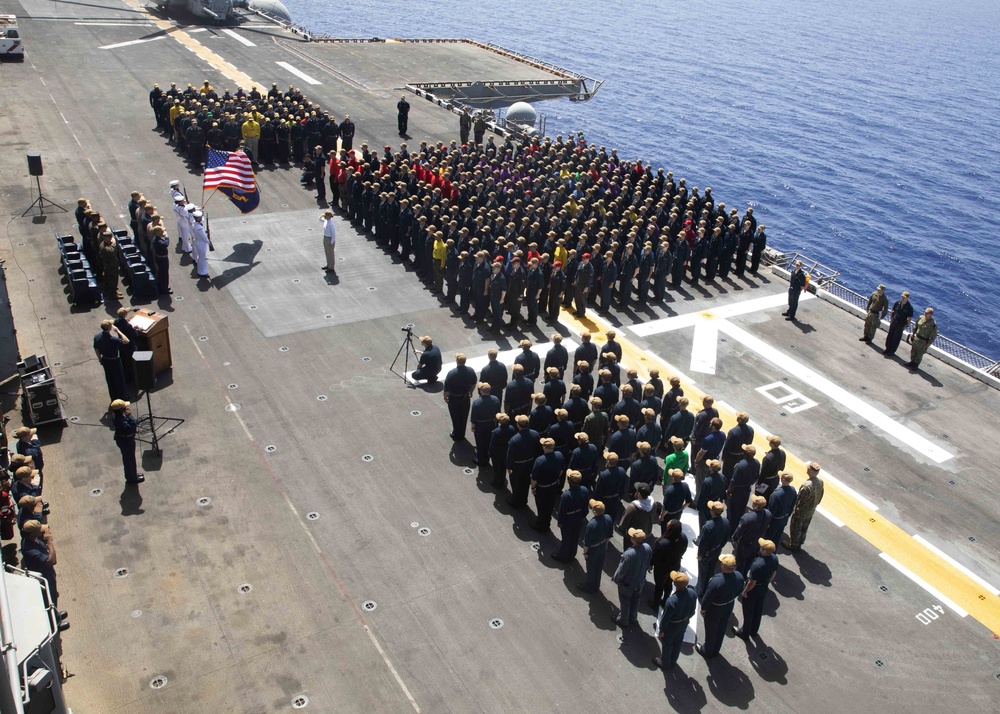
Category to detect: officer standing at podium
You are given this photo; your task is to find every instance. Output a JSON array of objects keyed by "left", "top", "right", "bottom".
[{"left": 113, "top": 308, "right": 139, "bottom": 387}]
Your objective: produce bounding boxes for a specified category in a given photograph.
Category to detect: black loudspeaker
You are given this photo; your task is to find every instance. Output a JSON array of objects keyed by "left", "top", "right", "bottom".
[
  {"left": 27, "top": 153, "right": 43, "bottom": 177},
  {"left": 133, "top": 351, "right": 155, "bottom": 391}
]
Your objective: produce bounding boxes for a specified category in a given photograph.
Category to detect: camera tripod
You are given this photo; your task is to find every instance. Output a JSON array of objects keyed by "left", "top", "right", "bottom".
[{"left": 389, "top": 323, "right": 418, "bottom": 386}]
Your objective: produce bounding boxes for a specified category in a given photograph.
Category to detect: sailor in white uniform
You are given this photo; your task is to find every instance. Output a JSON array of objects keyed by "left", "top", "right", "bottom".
[
  {"left": 174, "top": 196, "right": 193, "bottom": 253},
  {"left": 191, "top": 210, "right": 211, "bottom": 278},
  {"left": 168, "top": 179, "right": 185, "bottom": 203}
]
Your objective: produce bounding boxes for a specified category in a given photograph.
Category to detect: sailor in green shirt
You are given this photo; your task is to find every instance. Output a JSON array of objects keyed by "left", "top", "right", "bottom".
[{"left": 661, "top": 436, "right": 689, "bottom": 496}]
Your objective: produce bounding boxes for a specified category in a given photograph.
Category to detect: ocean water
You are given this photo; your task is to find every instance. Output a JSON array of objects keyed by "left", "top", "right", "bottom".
[{"left": 289, "top": 0, "right": 1000, "bottom": 359}]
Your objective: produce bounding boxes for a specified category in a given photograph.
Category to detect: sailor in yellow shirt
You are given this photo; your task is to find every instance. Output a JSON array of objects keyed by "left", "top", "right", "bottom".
[
  {"left": 553, "top": 239, "right": 568, "bottom": 268},
  {"left": 241, "top": 116, "right": 260, "bottom": 160},
  {"left": 432, "top": 231, "right": 447, "bottom": 293},
  {"left": 169, "top": 101, "right": 183, "bottom": 144}
]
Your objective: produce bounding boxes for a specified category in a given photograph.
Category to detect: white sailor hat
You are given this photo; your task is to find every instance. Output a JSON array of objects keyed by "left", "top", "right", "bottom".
[
  {"left": 193, "top": 210, "right": 204, "bottom": 218},
  {"left": 169, "top": 180, "right": 180, "bottom": 187},
  {"left": 185, "top": 203, "right": 197, "bottom": 212},
  {"left": 174, "top": 194, "right": 186, "bottom": 202}
]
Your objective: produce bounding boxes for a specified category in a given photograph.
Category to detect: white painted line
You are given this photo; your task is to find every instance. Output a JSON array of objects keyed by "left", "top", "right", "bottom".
[
  {"left": 717, "top": 319, "right": 953, "bottom": 464},
  {"left": 912, "top": 535, "right": 1000, "bottom": 596},
  {"left": 99, "top": 36, "right": 166, "bottom": 50},
  {"left": 879, "top": 552, "right": 968, "bottom": 617},
  {"left": 222, "top": 28, "right": 256, "bottom": 46},
  {"left": 631, "top": 312, "right": 700, "bottom": 337},
  {"left": 630, "top": 291, "right": 814, "bottom": 337},
  {"left": 817, "top": 506, "right": 845, "bottom": 528},
  {"left": 188, "top": 28, "right": 207, "bottom": 33},
  {"left": 74, "top": 21, "right": 154, "bottom": 26},
  {"left": 821, "top": 471, "right": 880, "bottom": 512},
  {"left": 276, "top": 61, "right": 321, "bottom": 85},
  {"left": 689, "top": 319, "right": 718, "bottom": 375}
]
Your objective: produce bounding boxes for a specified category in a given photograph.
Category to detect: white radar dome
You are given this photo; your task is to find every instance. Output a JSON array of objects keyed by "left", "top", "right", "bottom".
[{"left": 506, "top": 102, "right": 537, "bottom": 127}]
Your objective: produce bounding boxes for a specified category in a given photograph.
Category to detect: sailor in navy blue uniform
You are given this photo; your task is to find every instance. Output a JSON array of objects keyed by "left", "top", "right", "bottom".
[
  {"left": 553, "top": 470, "right": 590, "bottom": 562},
  {"left": 111, "top": 399, "right": 144, "bottom": 484},
  {"left": 542, "top": 368, "right": 567, "bottom": 409},
  {"left": 506, "top": 415, "right": 541, "bottom": 508},
  {"left": 443, "top": 353, "right": 478, "bottom": 441},
  {"left": 568, "top": 432, "right": 599, "bottom": 488},
  {"left": 727, "top": 444, "right": 760, "bottom": 521},
  {"left": 592, "top": 452, "right": 629, "bottom": 526},
  {"left": 478, "top": 349, "right": 507, "bottom": 406},
  {"left": 654, "top": 571, "right": 697, "bottom": 670},
  {"left": 530, "top": 438, "right": 565, "bottom": 532},
  {"left": 765, "top": 473, "right": 798, "bottom": 543},
  {"left": 697, "top": 501, "right": 731, "bottom": 599},
  {"left": 543, "top": 334, "right": 569, "bottom": 379},
  {"left": 503, "top": 364, "right": 534, "bottom": 419},
  {"left": 734, "top": 539, "right": 779, "bottom": 640},
  {"left": 489, "top": 414, "right": 517, "bottom": 489},
  {"left": 731, "top": 495, "right": 772, "bottom": 576},
  {"left": 696, "top": 460, "right": 727, "bottom": 528},
  {"left": 606, "top": 415, "right": 637, "bottom": 470},
  {"left": 514, "top": 339, "right": 541, "bottom": 383},
  {"left": 548, "top": 409, "right": 576, "bottom": 466},
  {"left": 93, "top": 319, "right": 130, "bottom": 403},
  {"left": 697, "top": 553, "right": 745, "bottom": 658},
  {"left": 783, "top": 260, "right": 807, "bottom": 321},
  {"left": 411, "top": 336, "right": 442, "bottom": 383},
  {"left": 578, "top": 499, "right": 614, "bottom": 592},
  {"left": 470, "top": 383, "right": 501, "bottom": 466},
  {"left": 573, "top": 332, "right": 598, "bottom": 376}
]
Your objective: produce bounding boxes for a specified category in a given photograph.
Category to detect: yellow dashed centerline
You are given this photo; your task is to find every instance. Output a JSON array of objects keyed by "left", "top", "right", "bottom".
[
  {"left": 120, "top": 0, "right": 261, "bottom": 89},
  {"left": 557, "top": 308, "right": 1000, "bottom": 633}
]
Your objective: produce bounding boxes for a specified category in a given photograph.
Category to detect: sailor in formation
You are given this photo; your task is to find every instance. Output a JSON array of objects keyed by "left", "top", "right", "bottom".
[{"left": 191, "top": 210, "right": 211, "bottom": 278}]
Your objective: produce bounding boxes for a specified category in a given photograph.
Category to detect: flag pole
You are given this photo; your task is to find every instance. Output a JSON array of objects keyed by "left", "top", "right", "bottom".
[{"left": 202, "top": 188, "right": 220, "bottom": 208}]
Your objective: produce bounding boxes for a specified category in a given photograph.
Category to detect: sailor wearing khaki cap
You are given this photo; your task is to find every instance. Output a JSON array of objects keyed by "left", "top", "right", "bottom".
[
  {"left": 553, "top": 470, "right": 589, "bottom": 562},
  {"left": 696, "top": 501, "right": 731, "bottom": 599},
  {"left": 654, "top": 570, "right": 697, "bottom": 670},
  {"left": 734, "top": 538, "right": 780, "bottom": 640},
  {"left": 611, "top": 526, "right": 653, "bottom": 629},
  {"left": 577, "top": 499, "right": 614, "bottom": 593},
  {"left": 110, "top": 400, "right": 144, "bottom": 484},
  {"left": 697, "top": 554, "right": 745, "bottom": 659}
]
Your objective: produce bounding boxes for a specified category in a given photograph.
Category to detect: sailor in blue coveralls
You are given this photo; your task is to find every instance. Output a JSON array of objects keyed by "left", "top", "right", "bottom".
[
  {"left": 734, "top": 538, "right": 780, "bottom": 640},
  {"left": 654, "top": 571, "right": 698, "bottom": 670},
  {"left": 443, "top": 353, "right": 477, "bottom": 441},
  {"left": 470, "top": 383, "right": 501, "bottom": 466},
  {"left": 697, "top": 553, "right": 745, "bottom": 658}
]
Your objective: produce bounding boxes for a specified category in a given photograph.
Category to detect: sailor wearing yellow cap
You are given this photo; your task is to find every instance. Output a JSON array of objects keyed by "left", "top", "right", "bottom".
[
  {"left": 654, "top": 571, "right": 697, "bottom": 670},
  {"left": 697, "top": 554, "right": 745, "bottom": 659}
]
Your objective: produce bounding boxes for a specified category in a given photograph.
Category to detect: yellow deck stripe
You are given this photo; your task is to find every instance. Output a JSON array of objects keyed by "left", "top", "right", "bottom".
[
  {"left": 557, "top": 308, "right": 1000, "bottom": 633},
  {"left": 121, "top": 0, "right": 261, "bottom": 89}
]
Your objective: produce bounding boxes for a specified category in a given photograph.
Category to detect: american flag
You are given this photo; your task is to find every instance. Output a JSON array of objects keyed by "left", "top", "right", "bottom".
[{"left": 203, "top": 148, "right": 256, "bottom": 191}]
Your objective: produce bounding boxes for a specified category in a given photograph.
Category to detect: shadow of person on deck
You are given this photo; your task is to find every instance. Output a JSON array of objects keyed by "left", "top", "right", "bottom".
[
  {"left": 786, "top": 548, "right": 832, "bottom": 587},
  {"left": 705, "top": 653, "right": 756, "bottom": 709},
  {"left": 664, "top": 664, "right": 709, "bottom": 713}
]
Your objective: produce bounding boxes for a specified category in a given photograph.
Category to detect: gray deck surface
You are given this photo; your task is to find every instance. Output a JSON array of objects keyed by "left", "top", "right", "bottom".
[{"left": 0, "top": 1, "right": 998, "bottom": 712}]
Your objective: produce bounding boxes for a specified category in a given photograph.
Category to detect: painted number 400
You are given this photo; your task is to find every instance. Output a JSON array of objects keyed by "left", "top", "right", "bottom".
[{"left": 915, "top": 605, "right": 945, "bottom": 625}]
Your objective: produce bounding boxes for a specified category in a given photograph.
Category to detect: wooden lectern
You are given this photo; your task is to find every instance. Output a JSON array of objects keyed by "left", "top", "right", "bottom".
[{"left": 128, "top": 310, "right": 172, "bottom": 375}]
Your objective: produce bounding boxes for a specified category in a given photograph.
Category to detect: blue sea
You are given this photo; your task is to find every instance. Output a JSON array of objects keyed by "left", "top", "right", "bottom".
[{"left": 290, "top": 0, "right": 1000, "bottom": 359}]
